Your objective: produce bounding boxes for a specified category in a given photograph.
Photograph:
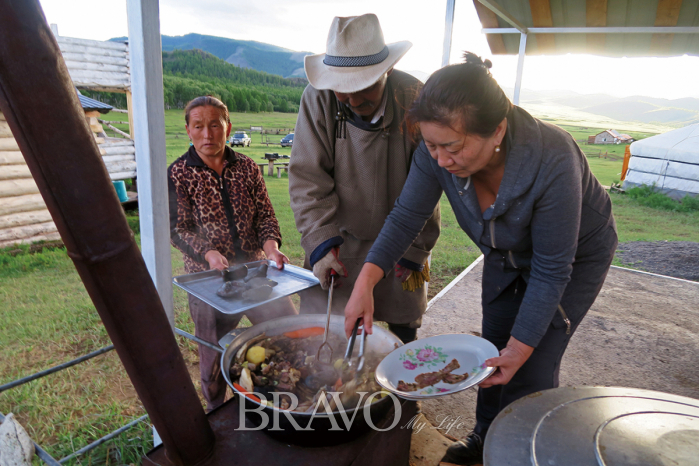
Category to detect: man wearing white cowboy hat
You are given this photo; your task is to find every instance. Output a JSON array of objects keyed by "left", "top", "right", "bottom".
[{"left": 289, "top": 13, "right": 440, "bottom": 343}]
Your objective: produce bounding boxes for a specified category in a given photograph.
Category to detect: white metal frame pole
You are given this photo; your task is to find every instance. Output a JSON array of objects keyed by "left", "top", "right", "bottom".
[
  {"left": 126, "top": 0, "right": 174, "bottom": 327},
  {"left": 513, "top": 32, "right": 527, "bottom": 106},
  {"left": 442, "top": 0, "right": 456, "bottom": 67}
]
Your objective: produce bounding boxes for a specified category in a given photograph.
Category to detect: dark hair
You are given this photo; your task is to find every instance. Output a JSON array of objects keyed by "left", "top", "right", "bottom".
[
  {"left": 184, "top": 96, "right": 230, "bottom": 125},
  {"left": 407, "top": 52, "right": 512, "bottom": 139}
]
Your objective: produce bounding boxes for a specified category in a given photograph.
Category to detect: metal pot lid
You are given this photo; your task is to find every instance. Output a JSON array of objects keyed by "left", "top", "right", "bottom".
[{"left": 484, "top": 386, "right": 699, "bottom": 466}]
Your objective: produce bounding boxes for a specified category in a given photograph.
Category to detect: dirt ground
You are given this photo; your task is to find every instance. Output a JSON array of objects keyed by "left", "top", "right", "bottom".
[
  {"left": 413, "top": 259, "right": 699, "bottom": 454},
  {"left": 616, "top": 241, "right": 699, "bottom": 281}
]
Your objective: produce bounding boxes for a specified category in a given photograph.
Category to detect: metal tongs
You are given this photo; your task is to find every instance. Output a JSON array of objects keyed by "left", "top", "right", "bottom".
[
  {"left": 343, "top": 318, "right": 368, "bottom": 377},
  {"left": 316, "top": 271, "right": 337, "bottom": 364}
]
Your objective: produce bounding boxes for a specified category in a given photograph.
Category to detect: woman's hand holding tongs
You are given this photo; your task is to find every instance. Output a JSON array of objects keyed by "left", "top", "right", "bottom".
[{"left": 344, "top": 262, "right": 385, "bottom": 338}]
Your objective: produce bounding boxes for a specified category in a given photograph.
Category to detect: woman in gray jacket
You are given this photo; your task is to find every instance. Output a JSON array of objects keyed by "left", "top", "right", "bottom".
[{"left": 344, "top": 53, "right": 617, "bottom": 465}]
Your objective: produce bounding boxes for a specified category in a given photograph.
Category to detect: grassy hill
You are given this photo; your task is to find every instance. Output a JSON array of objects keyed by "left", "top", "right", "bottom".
[
  {"left": 112, "top": 33, "right": 311, "bottom": 78},
  {"left": 505, "top": 88, "right": 699, "bottom": 128},
  {"left": 84, "top": 49, "right": 307, "bottom": 113},
  {"left": 582, "top": 101, "right": 698, "bottom": 124},
  {"left": 161, "top": 49, "right": 306, "bottom": 112},
  {"left": 108, "top": 32, "right": 699, "bottom": 126}
]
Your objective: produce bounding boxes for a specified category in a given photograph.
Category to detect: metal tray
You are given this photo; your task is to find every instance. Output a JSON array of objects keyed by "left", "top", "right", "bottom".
[{"left": 173, "top": 260, "right": 319, "bottom": 315}]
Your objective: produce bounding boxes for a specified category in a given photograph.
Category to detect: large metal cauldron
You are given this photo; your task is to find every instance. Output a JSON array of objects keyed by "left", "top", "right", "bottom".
[{"left": 220, "top": 314, "right": 403, "bottom": 445}]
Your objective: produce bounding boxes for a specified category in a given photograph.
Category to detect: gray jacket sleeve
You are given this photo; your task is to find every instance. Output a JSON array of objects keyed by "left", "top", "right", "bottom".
[
  {"left": 510, "top": 149, "right": 583, "bottom": 347},
  {"left": 288, "top": 86, "right": 341, "bottom": 257},
  {"left": 366, "top": 147, "right": 444, "bottom": 274},
  {"left": 400, "top": 200, "right": 441, "bottom": 267}
]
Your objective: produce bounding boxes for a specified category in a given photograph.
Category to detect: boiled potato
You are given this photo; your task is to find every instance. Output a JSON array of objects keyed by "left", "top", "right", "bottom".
[{"left": 246, "top": 346, "right": 266, "bottom": 365}]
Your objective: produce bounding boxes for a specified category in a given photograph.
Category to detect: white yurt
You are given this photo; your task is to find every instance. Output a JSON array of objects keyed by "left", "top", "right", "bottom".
[{"left": 623, "top": 123, "right": 699, "bottom": 200}]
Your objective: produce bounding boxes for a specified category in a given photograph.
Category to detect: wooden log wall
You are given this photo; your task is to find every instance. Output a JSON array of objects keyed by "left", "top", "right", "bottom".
[
  {"left": 101, "top": 138, "right": 137, "bottom": 179},
  {"left": 56, "top": 36, "right": 130, "bottom": 92},
  {"left": 0, "top": 111, "right": 60, "bottom": 248},
  {"left": 0, "top": 112, "right": 136, "bottom": 248},
  {"left": 0, "top": 34, "right": 135, "bottom": 248},
  {"left": 57, "top": 34, "right": 136, "bottom": 177}
]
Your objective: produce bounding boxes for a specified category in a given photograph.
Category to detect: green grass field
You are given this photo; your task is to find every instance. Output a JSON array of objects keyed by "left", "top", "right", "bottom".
[
  {"left": 554, "top": 123, "right": 658, "bottom": 187},
  {"left": 584, "top": 157, "right": 624, "bottom": 187},
  {"left": 556, "top": 124, "right": 655, "bottom": 144},
  {"left": 103, "top": 109, "right": 298, "bottom": 165},
  {"left": 103, "top": 110, "right": 646, "bottom": 187},
  {"left": 1, "top": 110, "right": 696, "bottom": 464}
]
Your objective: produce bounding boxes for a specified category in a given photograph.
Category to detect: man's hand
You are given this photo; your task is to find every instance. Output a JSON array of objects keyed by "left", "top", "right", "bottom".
[
  {"left": 205, "top": 250, "right": 229, "bottom": 271},
  {"left": 394, "top": 264, "right": 412, "bottom": 283},
  {"left": 263, "top": 239, "right": 289, "bottom": 270},
  {"left": 312, "top": 247, "right": 348, "bottom": 290},
  {"left": 478, "top": 336, "right": 534, "bottom": 388}
]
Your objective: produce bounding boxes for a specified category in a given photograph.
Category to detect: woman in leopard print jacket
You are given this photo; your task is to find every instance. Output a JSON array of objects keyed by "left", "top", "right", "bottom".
[{"left": 168, "top": 96, "right": 296, "bottom": 411}]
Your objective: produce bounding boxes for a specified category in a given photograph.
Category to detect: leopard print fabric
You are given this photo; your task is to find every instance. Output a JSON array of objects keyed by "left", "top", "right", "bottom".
[{"left": 168, "top": 146, "right": 281, "bottom": 273}]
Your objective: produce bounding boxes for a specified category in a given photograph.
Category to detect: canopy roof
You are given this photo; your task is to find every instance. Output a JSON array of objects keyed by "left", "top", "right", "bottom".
[{"left": 473, "top": 0, "right": 699, "bottom": 57}]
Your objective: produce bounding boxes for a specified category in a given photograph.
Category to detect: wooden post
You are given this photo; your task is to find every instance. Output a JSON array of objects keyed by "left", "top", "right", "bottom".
[
  {"left": 621, "top": 145, "right": 631, "bottom": 181},
  {"left": 99, "top": 119, "right": 132, "bottom": 139},
  {"left": 127, "top": 0, "right": 174, "bottom": 327},
  {"left": 126, "top": 91, "right": 134, "bottom": 139},
  {"left": 268, "top": 159, "right": 274, "bottom": 176}
]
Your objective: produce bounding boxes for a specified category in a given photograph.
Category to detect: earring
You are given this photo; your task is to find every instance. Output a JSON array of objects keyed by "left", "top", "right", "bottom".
[{"left": 494, "top": 145, "right": 501, "bottom": 153}]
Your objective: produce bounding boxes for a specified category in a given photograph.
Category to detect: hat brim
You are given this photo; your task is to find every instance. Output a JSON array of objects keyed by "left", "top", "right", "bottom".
[{"left": 304, "top": 41, "right": 412, "bottom": 94}]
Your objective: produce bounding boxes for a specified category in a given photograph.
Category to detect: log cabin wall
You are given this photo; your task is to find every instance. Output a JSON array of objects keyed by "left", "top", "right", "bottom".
[
  {"left": 0, "top": 33, "right": 136, "bottom": 249},
  {"left": 100, "top": 138, "right": 137, "bottom": 180},
  {"left": 0, "top": 113, "right": 136, "bottom": 249},
  {"left": 56, "top": 35, "right": 130, "bottom": 94},
  {"left": 57, "top": 32, "right": 137, "bottom": 180},
  {"left": 0, "top": 110, "right": 60, "bottom": 248}
]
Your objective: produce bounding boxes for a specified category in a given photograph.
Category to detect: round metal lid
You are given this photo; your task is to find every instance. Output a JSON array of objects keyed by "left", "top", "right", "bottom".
[{"left": 484, "top": 386, "right": 699, "bottom": 466}]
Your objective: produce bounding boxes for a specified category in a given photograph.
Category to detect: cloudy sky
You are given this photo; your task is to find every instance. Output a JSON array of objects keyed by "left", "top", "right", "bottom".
[{"left": 39, "top": 0, "right": 699, "bottom": 99}]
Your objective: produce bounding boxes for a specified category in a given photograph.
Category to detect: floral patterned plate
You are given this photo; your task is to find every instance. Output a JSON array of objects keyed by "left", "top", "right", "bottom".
[{"left": 374, "top": 334, "right": 498, "bottom": 399}]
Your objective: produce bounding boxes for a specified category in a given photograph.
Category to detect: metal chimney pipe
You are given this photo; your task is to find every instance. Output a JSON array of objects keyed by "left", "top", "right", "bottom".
[{"left": 0, "top": 2, "right": 215, "bottom": 465}]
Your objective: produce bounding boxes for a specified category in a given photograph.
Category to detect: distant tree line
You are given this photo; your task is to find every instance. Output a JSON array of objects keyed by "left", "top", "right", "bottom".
[
  {"left": 81, "top": 49, "right": 306, "bottom": 113},
  {"left": 81, "top": 90, "right": 128, "bottom": 109}
]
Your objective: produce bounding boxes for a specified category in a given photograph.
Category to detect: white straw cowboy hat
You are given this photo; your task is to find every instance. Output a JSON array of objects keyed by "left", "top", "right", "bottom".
[{"left": 304, "top": 14, "right": 412, "bottom": 94}]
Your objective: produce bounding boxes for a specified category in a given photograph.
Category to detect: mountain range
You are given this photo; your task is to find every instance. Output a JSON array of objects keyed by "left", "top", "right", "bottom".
[
  {"left": 110, "top": 33, "right": 699, "bottom": 127},
  {"left": 502, "top": 88, "right": 699, "bottom": 129},
  {"left": 113, "top": 33, "right": 311, "bottom": 79}
]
